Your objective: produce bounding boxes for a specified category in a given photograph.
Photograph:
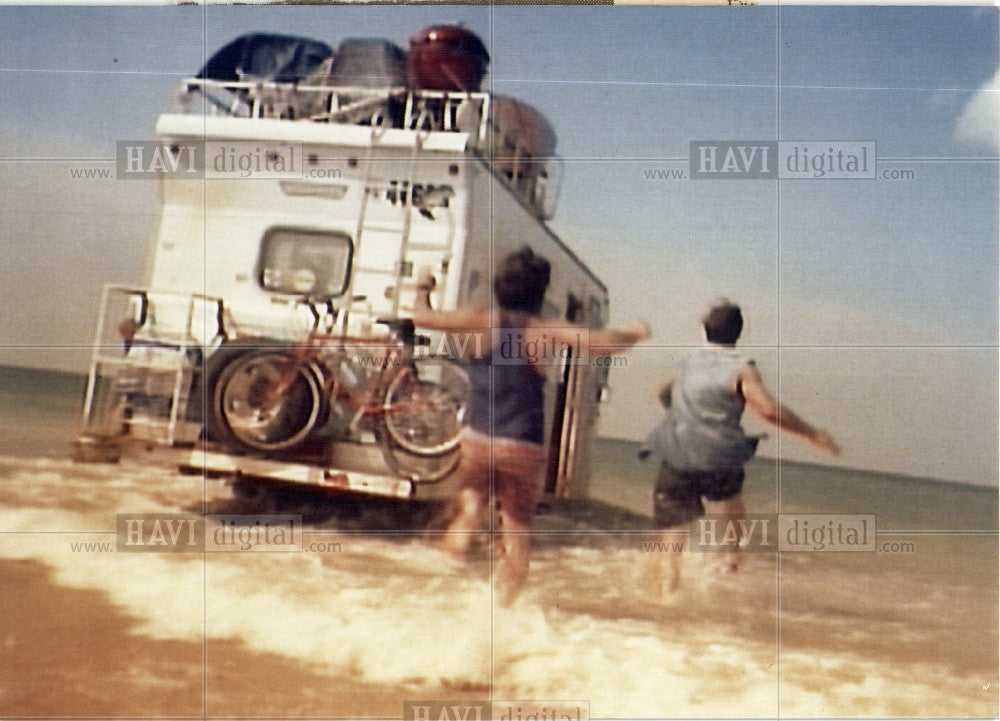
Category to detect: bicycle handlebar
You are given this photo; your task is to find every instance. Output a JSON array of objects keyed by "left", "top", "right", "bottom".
[
  {"left": 290, "top": 293, "right": 429, "bottom": 348},
  {"left": 376, "top": 317, "right": 416, "bottom": 346}
]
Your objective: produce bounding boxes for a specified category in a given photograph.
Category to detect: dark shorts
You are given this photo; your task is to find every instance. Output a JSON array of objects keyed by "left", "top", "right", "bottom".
[{"left": 653, "top": 464, "right": 745, "bottom": 528}]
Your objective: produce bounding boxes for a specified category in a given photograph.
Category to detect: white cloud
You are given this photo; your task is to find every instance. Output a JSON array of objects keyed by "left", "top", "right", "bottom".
[{"left": 955, "top": 65, "right": 1000, "bottom": 152}]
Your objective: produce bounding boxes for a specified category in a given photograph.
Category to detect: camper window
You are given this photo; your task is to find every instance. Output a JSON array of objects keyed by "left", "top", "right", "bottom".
[{"left": 258, "top": 227, "right": 353, "bottom": 298}]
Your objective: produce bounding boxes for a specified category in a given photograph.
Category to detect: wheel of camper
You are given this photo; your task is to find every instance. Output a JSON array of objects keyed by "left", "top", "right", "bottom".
[
  {"left": 381, "top": 357, "right": 469, "bottom": 456},
  {"left": 212, "top": 349, "right": 325, "bottom": 453}
]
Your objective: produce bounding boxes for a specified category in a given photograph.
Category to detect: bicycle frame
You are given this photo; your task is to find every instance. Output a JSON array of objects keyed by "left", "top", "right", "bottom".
[
  {"left": 211, "top": 288, "right": 469, "bottom": 483},
  {"left": 241, "top": 293, "right": 411, "bottom": 415},
  {"left": 301, "top": 330, "right": 418, "bottom": 433}
]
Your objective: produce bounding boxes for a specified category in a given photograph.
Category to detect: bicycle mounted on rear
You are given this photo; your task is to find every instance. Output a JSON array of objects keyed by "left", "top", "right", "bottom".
[{"left": 209, "top": 295, "right": 470, "bottom": 482}]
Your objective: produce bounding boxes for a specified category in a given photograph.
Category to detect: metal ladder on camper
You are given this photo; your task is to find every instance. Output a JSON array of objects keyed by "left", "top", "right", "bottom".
[
  {"left": 337, "top": 129, "right": 403, "bottom": 330},
  {"left": 389, "top": 133, "right": 423, "bottom": 317},
  {"left": 344, "top": 124, "right": 448, "bottom": 325},
  {"left": 389, "top": 102, "right": 468, "bottom": 315}
]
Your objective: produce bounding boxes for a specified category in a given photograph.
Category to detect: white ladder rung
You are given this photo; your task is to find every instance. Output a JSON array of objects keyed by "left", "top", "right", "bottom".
[
  {"left": 362, "top": 223, "right": 407, "bottom": 234},
  {"left": 405, "top": 242, "right": 451, "bottom": 253},
  {"left": 351, "top": 266, "right": 399, "bottom": 277}
]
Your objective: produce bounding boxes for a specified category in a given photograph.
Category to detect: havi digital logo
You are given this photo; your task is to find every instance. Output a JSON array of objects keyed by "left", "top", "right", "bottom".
[
  {"left": 690, "top": 140, "right": 876, "bottom": 179},
  {"left": 690, "top": 141, "right": 776, "bottom": 179}
]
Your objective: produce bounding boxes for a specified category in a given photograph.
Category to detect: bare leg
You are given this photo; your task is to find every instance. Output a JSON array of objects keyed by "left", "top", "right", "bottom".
[
  {"left": 705, "top": 494, "right": 746, "bottom": 572},
  {"left": 495, "top": 511, "right": 531, "bottom": 607},
  {"left": 439, "top": 487, "right": 484, "bottom": 558},
  {"left": 651, "top": 527, "right": 688, "bottom": 601}
]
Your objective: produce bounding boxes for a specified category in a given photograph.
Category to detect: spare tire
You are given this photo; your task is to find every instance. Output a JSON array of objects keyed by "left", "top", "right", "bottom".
[{"left": 207, "top": 344, "right": 326, "bottom": 454}]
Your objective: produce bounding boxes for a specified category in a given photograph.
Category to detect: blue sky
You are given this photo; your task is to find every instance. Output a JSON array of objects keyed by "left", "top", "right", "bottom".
[{"left": 0, "top": 6, "right": 997, "bottom": 485}]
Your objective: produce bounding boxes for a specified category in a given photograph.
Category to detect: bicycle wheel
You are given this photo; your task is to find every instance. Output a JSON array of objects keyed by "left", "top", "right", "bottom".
[
  {"left": 382, "top": 357, "right": 470, "bottom": 456},
  {"left": 212, "top": 349, "right": 324, "bottom": 453},
  {"left": 377, "top": 437, "right": 462, "bottom": 483}
]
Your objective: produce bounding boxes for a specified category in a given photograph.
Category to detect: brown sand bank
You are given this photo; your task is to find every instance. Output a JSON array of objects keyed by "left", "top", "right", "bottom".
[{"left": 1, "top": 559, "right": 483, "bottom": 719}]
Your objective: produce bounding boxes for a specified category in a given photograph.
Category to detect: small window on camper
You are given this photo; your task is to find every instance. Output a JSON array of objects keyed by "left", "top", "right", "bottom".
[{"left": 259, "top": 228, "right": 352, "bottom": 298}]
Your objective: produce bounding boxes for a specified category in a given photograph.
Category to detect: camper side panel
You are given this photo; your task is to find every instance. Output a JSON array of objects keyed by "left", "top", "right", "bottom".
[{"left": 461, "top": 159, "right": 609, "bottom": 499}]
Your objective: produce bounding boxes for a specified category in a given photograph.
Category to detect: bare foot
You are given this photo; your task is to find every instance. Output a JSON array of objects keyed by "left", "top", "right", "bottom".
[
  {"left": 433, "top": 533, "right": 471, "bottom": 562},
  {"left": 656, "top": 582, "right": 684, "bottom": 607},
  {"left": 496, "top": 584, "right": 520, "bottom": 608},
  {"left": 711, "top": 559, "right": 739, "bottom": 575}
]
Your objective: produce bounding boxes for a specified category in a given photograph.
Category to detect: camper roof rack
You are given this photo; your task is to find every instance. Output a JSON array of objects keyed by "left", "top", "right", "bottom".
[{"left": 179, "top": 78, "right": 491, "bottom": 140}]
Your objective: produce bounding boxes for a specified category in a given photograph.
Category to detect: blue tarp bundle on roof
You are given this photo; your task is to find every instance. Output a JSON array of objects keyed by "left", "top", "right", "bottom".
[{"left": 197, "top": 34, "right": 334, "bottom": 83}]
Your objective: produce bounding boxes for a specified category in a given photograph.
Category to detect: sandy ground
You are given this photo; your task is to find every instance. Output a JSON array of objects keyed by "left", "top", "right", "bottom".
[{"left": 0, "top": 558, "right": 486, "bottom": 719}]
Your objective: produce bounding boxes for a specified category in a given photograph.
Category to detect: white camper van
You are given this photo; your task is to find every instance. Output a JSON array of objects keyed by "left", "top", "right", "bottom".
[{"left": 76, "top": 29, "right": 611, "bottom": 504}]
